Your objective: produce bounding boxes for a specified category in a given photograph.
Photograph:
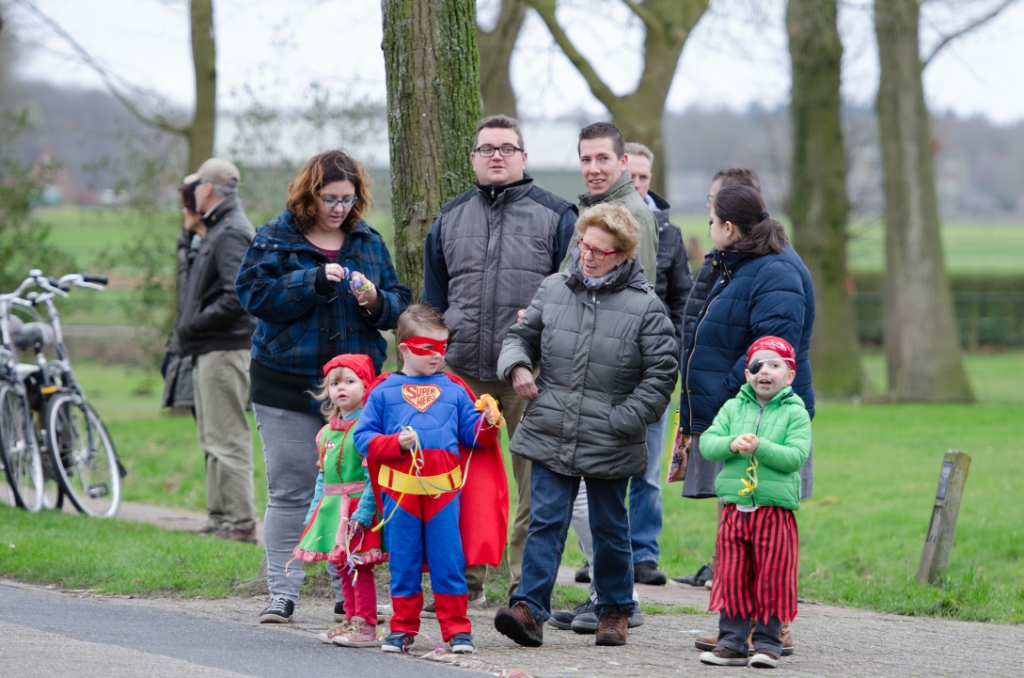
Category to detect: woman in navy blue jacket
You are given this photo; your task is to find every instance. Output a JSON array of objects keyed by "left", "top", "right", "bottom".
[
  {"left": 676, "top": 185, "right": 815, "bottom": 594},
  {"left": 235, "top": 150, "right": 410, "bottom": 624}
]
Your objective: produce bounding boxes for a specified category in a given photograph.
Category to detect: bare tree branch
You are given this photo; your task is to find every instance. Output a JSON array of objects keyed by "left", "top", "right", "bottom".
[
  {"left": 13, "top": 0, "right": 191, "bottom": 136},
  {"left": 526, "top": 0, "right": 620, "bottom": 110},
  {"left": 922, "top": 0, "right": 1019, "bottom": 67},
  {"left": 624, "top": 0, "right": 662, "bottom": 38}
]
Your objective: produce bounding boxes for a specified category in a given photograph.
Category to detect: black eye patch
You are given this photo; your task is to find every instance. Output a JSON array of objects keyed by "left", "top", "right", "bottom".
[{"left": 747, "top": 360, "right": 763, "bottom": 374}]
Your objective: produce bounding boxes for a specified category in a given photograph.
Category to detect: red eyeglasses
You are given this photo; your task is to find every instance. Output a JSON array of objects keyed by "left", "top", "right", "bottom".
[{"left": 577, "top": 241, "right": 622, "bottom": 261}]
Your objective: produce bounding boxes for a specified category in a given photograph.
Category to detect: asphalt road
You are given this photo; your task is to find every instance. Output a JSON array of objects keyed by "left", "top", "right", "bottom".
[{"left": 0, "top": 582, "right": 465, "bottom": 678}]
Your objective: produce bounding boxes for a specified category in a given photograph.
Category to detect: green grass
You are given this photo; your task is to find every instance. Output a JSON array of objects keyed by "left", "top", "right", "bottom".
[{"left": 0, "top": 504, "right": 264, "bottom": 597}]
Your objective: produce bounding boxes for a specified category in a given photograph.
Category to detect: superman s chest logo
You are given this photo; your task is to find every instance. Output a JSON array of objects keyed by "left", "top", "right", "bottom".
[{"left": 402, "top": 384, "right": 442, "bottom": 413}]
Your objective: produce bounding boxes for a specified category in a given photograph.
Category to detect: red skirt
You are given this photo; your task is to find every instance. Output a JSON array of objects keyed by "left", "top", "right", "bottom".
[{"left": 708, "top": 504, "right": 799, "bottom": 624}]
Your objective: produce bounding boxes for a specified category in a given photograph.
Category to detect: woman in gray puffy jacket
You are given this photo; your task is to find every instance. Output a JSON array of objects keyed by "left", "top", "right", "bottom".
[{"left": 493, "top": 203, "right": 677, "bottom": 648}]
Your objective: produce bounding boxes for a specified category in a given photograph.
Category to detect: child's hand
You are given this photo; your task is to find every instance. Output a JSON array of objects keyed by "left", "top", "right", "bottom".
[
  {"left": 476, "top": 393, "right": 501, "bottom": 426},
  {"left": 350, "top": 520, "right": 367, "bottom": 533},
  {"left": 398, "top": 428, "right": 416, "bottom": 451},
  {"left": 730, "top": 434, "right": 759, "bottom": 455}
]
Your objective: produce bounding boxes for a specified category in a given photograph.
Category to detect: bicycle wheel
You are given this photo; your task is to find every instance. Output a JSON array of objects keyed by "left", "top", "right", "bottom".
[
  {"left": 44, "top": 390, "right": 121, "bottom": 518},
  {"left": 0, "top": 382, "right": 45, "bottom": 511}
]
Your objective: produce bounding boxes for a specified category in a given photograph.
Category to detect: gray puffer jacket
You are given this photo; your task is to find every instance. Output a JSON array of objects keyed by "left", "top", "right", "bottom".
[{"left": 497, "top": 251, "right": 678, "bottom": 478}]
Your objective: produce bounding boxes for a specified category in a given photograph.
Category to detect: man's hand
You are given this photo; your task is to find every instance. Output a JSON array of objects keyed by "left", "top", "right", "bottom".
[
  {"left": 398, "top": 429, "right": 416, "bottom": 451},
  {"left": 516, "top": 309, "right": 526, "bottom": 324},
  {"left": 511, "top": 366, "right": 539, "bottom": 401}
]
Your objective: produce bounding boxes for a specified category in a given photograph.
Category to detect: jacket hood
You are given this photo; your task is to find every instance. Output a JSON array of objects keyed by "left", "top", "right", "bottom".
[
  {"left": 736, "top": 383, "right": 804, "bottom": 410},
  {"left": 262, "top": 210, "right": 375, "bottom": 249},
  {"left": 201, "top": 197, "right": 240, "bottom": 228},
  {"left": 579, "top": 170, "right": 636, "bottom": 208},
  {"left": 474, "top": 173, "right": 534, "bottom": 205}
]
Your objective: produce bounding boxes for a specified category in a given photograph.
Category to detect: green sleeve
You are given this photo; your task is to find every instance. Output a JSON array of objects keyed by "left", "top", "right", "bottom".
[{"left": 753, "top": 406, "right": 811, "bottom": 473}]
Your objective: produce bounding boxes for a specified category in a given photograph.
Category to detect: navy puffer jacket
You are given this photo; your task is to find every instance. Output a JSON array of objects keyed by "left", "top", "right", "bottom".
[{"left": 680, "top": 245, "right": 815, "bottom": 434}]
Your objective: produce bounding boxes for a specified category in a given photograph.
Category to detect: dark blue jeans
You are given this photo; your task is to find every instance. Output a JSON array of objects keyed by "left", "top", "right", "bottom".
[{"left": 512, "top": 463, "right": 634, "bottom": 624}]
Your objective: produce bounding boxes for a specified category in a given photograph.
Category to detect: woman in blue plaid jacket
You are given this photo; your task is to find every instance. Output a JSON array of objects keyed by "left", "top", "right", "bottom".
[{"left": 236, "top": 150, "right": 410, "bottom": 624}]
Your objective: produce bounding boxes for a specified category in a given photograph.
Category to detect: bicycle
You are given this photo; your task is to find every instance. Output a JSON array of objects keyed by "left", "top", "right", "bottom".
[{"left": 0, "top": 270, "right": 122, "bottom": 518}]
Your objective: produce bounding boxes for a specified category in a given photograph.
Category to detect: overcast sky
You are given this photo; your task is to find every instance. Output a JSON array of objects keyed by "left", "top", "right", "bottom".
[{"left": 8, "top": 0, "right": 1024, "bottom": 124}]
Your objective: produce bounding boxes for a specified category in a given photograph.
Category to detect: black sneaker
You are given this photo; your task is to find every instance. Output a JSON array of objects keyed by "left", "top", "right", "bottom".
[
  {"left": 548, "top": 597, "right": 595, "bottom": 630},
  {"left": 670, "top": 563, "right": 713, "bottom": 587},
  {"left": 634, "top": 561, "right": 667, "bottom": 586},
  {"left": 334, "top": 601, "right": 346, "bottom": 622},
  {"left": 574, "top": 562, "right": 591, "bottom": 583},
  {"left": 259, "top": 598, "right": 295, "bottom": 623}
]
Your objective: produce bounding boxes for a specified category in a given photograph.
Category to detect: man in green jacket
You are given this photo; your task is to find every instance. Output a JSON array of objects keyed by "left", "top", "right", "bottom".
[
  {"left": 697, "top": 336, "right": 810, "bottom": 670},
  {"left": 562, "top": 123, "right": 658, "bottom": 283}
]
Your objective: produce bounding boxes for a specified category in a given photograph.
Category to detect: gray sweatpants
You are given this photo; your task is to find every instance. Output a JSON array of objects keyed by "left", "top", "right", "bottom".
[{"left": 253, "top": 403, "right": 343, "bottom": 605}]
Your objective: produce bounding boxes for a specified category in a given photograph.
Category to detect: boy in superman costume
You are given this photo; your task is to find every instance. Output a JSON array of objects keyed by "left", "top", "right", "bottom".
[{"left": 354, "top": 304, "right": 508, "bottom": 655}]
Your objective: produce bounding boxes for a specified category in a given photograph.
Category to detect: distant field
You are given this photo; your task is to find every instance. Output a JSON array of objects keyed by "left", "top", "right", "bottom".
[{"left": 32, "top": 207, "right": 1024, "bottom": 279}]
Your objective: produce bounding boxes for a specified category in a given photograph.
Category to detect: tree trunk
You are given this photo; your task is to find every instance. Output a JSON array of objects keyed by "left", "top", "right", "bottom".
[
  {"left": 528, "top": 0, "right": 707, "bottom": 197},
  {"left": 874, "top": 0, "right": 973, "bottom": 402},
  {"left": 382, "top": 0, "right": 482, "bottom": 302},
  {"left": 189, "top": 0, "right": 217, "bottom": 172},
  {"left": 786, "top": 0, "right": 861, "bottom": 398},
  {"left": 477, "top": 0, "right": 527, "bottom": 119}
]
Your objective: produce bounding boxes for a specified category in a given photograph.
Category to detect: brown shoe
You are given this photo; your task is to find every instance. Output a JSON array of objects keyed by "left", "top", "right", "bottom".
[
  {"left": 594, "top": 605, "right": 629, "bottom": 646},
  {"left": 700, "top": 647, "right": 749, "bottom": 666},
  {"left": 216, "top": 523, "right": 257, "bottom": 543},
  {"left": 494, "top": 602, "right": 543, "bottom": 647},
  {"left": 197, "top": 519, "right": 221, "bottom": 536}
]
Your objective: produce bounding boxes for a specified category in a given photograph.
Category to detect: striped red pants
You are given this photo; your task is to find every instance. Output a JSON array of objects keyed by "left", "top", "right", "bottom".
[{"left": 708, "top": 504, "right": 799, "bottom": 625}]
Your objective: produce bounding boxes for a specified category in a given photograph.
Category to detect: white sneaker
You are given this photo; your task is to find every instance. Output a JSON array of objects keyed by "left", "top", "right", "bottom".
[{"left": 750, "top": 651, "right": 780, "bottom": 668}]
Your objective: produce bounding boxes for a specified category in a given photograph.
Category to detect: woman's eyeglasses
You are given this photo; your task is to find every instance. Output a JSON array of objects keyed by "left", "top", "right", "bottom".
[
  {"left": 578, "top": 241, "right": 622, "bottom": 261},
  {"left": 321, "top": 196, "right": 358, "bottom": 210}
]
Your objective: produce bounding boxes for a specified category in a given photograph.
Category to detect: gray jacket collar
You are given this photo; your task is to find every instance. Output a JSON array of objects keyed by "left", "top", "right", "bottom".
[{"left": 564, "top": 247, "right": 649, "bottom": 293}]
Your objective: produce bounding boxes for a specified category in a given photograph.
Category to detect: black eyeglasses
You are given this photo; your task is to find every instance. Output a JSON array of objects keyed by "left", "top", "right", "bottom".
[
  {"left": 321, "top": 196, "right": 357, "bottom": 210},
  {"left": 474, "top": 144, "right": 523, "bottom": 157}
]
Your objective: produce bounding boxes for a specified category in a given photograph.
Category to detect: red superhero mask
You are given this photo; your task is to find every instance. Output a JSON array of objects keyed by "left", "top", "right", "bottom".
[{"left": 402, "top": 335, "right": 448, "bottom": 357}]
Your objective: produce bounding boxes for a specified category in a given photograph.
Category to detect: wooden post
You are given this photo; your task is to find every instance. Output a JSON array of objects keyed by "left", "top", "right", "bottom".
[{"left": 917, "top": 449, "right": 971, "bottom": 584}]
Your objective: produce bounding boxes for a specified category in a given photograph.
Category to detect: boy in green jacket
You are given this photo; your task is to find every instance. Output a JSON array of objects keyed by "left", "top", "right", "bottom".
[{"left": 697, "top": 336, "right": 811, "bottom": 669}]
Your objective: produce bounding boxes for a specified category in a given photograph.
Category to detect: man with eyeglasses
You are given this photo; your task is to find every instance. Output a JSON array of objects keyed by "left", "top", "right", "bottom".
[
  {"left": 422, "top": 115, "right": 578, "bottom": 609},
  {"left": 174, "top": 157, "right": 258, "bottom": 543}
]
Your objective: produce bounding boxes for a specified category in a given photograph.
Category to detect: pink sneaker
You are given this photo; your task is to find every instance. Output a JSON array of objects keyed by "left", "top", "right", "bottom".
[
  {"left": 318, "top": 620, "right": 351, "bottom": 644},
  {"left": 333, "top": 617, "right": 380, "bottom": 648}
]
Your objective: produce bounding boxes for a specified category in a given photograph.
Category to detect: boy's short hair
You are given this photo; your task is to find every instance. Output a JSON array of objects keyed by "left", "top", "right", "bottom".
[
  {"left": 712, "top": 166, "right": 761, "bottom": 193},
  {"left": 396, "top": 303, "right": 448, "bottom": 345},
  {"left": 475, "top": 114, "right": 525, "bottom": 150},
  {"left": 578, "top": 122, "right": 625, "bottom": 158}
]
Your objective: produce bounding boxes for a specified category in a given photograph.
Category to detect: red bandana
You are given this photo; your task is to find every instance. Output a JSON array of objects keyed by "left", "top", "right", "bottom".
[
  {"left": 746, "top": 336, "right": 796, "bottom": 369},
  {"left": 403, "top": 335, "right": 447, "bottom": 357}
]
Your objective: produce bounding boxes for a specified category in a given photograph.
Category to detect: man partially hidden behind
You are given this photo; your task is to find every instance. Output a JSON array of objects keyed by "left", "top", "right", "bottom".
[
  {"left": 175, "top": 158, "right": 259, "bottom": 542},
  {"left": 422, "top": 115, "right": 578, "bottom": 607}
]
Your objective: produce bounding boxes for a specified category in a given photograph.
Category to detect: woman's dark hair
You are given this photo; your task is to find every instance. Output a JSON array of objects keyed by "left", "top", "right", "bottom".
[
  {"left": 286, "top": 150, "right": 373, "bottom": 234},
  {"left": 713, "top": 185, "right": 789, "bottom": 257},
  {"left": 178, "top": 179, "right": 200, "bottom": 213}
]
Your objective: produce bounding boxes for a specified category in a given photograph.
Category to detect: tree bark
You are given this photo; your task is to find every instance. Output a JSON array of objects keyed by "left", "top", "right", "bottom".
[
  {"left": 477, "top": 0, "right": 527, "bottom": 119},
  {"left": 786, "top": 0, "right": 861, "bottom": 398},
  {"left": 189, "top": 0, "right": 217, "bottom": 172},
  {"left": 527, "top": 0, "right": 708, "bottom": 196},
  {"left": 874, "top": 0, "right": 973, "bottom": 402},
  {"left": 382, "top": 0, "right": 482, "bottom": 302}
]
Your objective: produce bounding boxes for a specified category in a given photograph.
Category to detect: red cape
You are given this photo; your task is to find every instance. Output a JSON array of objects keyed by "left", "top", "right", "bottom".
[{"left": 363, "top": 372, "right": 509, "bottom": 568}]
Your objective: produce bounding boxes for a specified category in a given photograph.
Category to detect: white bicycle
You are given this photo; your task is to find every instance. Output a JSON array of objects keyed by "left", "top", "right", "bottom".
[{"left": 0, "top": 270, "right": 122, "bottom": 517}]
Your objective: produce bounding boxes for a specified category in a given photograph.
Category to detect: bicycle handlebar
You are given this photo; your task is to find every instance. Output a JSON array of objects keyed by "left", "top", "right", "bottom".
[{"left": 0, "top": 271, "right": 106, "bottom": 303}]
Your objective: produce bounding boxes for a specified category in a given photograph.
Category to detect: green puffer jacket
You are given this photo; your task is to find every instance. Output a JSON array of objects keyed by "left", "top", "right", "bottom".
[
  {"left": 498, "top": 253, "right": 678, "bottom": 478},
  {"left": 699, "top": 384, "right": 811, "bottom": 510}
]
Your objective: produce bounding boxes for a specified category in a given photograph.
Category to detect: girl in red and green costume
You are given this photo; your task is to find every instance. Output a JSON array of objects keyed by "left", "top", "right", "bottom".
[{"left": 293, "top": 354, "right": 386, "bottom": 648}]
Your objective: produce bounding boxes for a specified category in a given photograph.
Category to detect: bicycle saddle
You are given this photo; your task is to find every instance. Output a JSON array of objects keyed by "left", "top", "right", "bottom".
[{"left": 9, "top": 316, "right": 54, "bottom": 350}]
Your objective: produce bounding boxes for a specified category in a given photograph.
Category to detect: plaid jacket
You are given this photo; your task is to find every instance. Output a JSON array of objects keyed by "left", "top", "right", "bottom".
[{"left": 235, "top": 210, "right": 410, "bottom": 378}]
